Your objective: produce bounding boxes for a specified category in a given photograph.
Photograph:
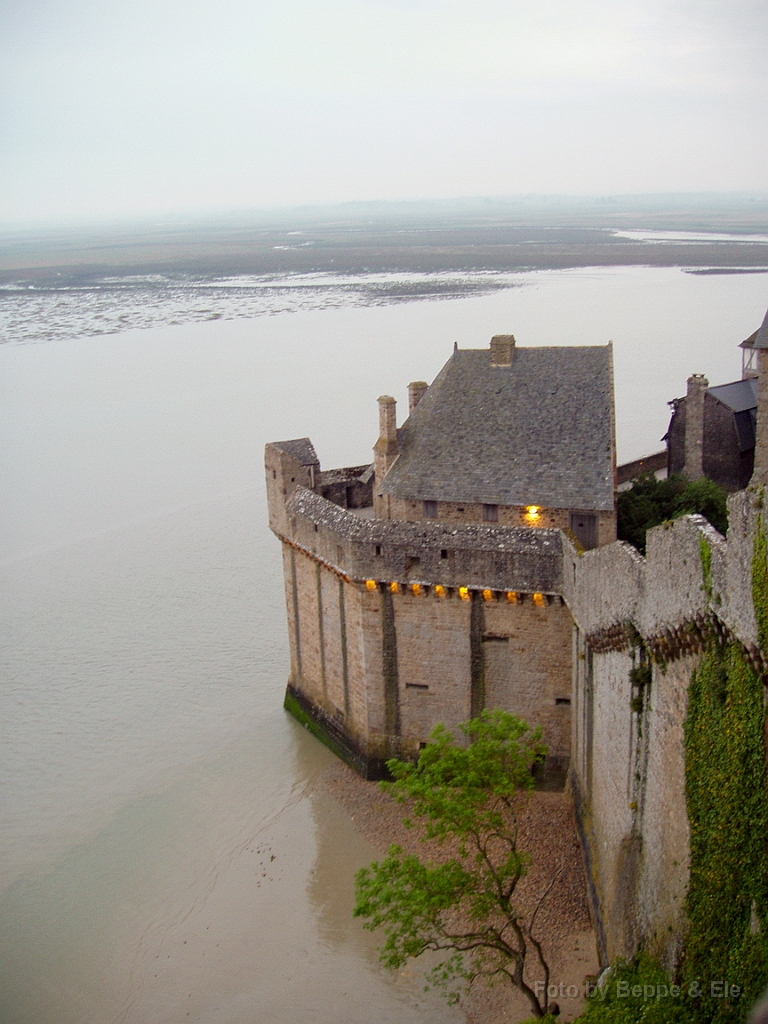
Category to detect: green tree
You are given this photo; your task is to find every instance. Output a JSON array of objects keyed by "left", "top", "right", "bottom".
[
  {"left": 353, "top": 710, "right": 558, "bottom": 1018},
  {"left": 617, "top": 474, "right": 728, "bottom": 554}
]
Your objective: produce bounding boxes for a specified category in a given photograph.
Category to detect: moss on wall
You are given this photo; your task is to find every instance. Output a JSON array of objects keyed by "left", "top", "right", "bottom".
[
  {"left": 683, "top": 639, "right": 768, "bottom": 1021},
  {"left": 575, "top": 516, "right": 768, "bottom": 1024}
]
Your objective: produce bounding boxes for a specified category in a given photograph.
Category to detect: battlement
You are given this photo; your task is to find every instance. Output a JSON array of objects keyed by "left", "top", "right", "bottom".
[{"left": 266, "top": 438, "right": 574, "bottom": 781}]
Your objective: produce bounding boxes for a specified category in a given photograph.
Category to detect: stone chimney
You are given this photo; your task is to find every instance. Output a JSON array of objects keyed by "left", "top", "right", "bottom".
[
  {"left": 374, "top": 396, "right": 398, "bottom": 517},
  {"left": 490, "top": 335, "right": 515, "bottom": 367},
  {"left": 408, "top": 381, "right": 428, "bottom": 415},
  {"left": 683, "top": 374, "right": 708, "bottom": 481}
]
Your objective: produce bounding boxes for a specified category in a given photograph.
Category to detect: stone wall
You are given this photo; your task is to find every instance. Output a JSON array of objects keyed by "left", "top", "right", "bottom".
[
  {"left": 268, "top": 438, "right": 768, "bottom": 970},
  {"left": 269, "top": 443, "right": 575, "bottom": 778},
  {"left": 283, "top": 544, "right": 574, "bottom": 776},
  {"left": 387, "top": 496, "right": 616, "bottom": 548},
  {"left": 566, "top": 489, "right": 766, "bottom": 969}
]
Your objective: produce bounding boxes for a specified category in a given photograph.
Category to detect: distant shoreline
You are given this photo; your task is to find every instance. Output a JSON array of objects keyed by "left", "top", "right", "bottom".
[{"left": 2, "top": 205, "right": 768, "bottom": 288}]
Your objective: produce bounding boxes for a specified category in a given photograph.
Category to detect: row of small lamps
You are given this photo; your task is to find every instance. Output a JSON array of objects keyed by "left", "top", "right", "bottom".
[{"left": 364, "top": 579, "right": 548, "bottom": 606}]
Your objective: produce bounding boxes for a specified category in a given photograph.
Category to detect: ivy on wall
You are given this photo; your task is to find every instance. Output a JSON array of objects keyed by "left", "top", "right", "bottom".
[
  {"left": 575, "top": 515, "right": 768, "bottom": 1024},
  {"left": 684, "top": 638, "right": 768, "bottom": 1022}
]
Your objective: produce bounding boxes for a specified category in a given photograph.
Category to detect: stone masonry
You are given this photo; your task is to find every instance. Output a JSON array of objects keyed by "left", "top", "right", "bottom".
[{"left": 265, "top": 318, "right": 768, "bottom": 971}]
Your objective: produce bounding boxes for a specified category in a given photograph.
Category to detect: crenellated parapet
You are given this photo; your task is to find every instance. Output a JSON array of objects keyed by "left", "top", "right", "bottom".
[
  {"left": 266, "top": 438, "right": 575, "bottom": 781},
  {"left": 566, "top": 488, "right": 768, "bottom": 970},
  {"left": 284, "top": 485, "right": 565, "bottom": 596},
  {"left": 564, "top": 491, "right": 762, "bottom": 659}
]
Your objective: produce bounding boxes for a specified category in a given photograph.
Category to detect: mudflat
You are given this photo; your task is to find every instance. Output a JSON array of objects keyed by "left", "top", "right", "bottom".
[{"left": 2, "top": 197, "right": 768, "bottom": 286}]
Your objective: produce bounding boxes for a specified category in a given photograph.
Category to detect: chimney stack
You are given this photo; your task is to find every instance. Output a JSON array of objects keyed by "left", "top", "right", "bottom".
[
  {"left": 683, "top": 374, "right": 708, "bottom": 481},
  {"left": 490, "top": 334, "right": 515, "bottom": 367},
  {"left": 408, "top": 381, "right": 428, "bottom": 415},
  {"left": 373, "top": 396, "right": 399, "bottom": 518}
]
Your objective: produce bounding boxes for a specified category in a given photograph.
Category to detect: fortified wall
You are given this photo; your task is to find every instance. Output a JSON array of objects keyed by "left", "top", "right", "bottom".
[
  {"left": 266, "top": 436, "right": 768, "bottom": 971},
  {"left": 561, "top": 488, "right": 766, "bottom": 969},
  {"left": 266, "top": 318, "right": 768, "bottom": 975},
  {"left": 266, "top": 440, "right": 573, "bottom": 780}
]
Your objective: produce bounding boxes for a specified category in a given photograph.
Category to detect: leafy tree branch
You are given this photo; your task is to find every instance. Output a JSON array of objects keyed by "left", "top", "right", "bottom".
[{"left": 354, "top": 709, "right": 558, "bottom": 1017}]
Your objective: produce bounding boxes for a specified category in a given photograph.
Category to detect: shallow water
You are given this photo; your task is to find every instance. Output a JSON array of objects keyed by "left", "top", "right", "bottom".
[{"left": 1, "top": 265, "right": 767, "bottom": 1022}]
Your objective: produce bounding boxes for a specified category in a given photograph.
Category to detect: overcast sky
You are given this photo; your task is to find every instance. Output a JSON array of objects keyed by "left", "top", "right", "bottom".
[{"left": 1, "top": 0, "right": 766, "bottom": 226}]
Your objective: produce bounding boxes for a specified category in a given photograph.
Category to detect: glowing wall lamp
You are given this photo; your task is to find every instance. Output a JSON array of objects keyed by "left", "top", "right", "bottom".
[
  {"left": 365, "top": 579, "right": 377, "bottom": 592},
  {"left": 506, "top": 591, "right": 518, "bottom": 604},
  {"left": 458, "top": 586, "right": 470, "bottom": 601},
  {"left": 411, "top": 583, "right": 423, "bottom": 596},
  {"left": 533, "top": 592, "right": 546, "bottom": 607},
  {"left": 434, "top": 584, "right": 446, "bottom": 598},
  {"left": 390, "top": 581, "right": 400, "bottom": 594},
  {"left": 482, "top": 589, "right": 494, "bottom": 602},
  {"left": 525, "top": 505, "right": 541, "bottom": 524}
]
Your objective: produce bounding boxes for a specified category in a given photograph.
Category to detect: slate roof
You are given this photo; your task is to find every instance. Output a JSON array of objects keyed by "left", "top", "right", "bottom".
[
  {"left": 708, "top": 378, "right": 758, "bottom": 452},
  {"left": 708, "top": 378, "right": 758, "bottom": 414},
  {"left": 270, "top": 437, "right": 319, "bottom": 466},
  {"left": 751, "top": 307, "right": 768, "bottom": 350},
  {"left": 380, "top": 345, "right": 615, "bottom": 511}
]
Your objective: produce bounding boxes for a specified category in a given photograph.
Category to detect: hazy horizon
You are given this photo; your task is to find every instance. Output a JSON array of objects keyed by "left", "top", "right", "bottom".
[{"left": 3, "top": 0, "right": 766, "bottom": 226}]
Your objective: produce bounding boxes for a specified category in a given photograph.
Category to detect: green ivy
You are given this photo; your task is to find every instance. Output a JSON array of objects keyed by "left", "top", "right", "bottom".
[
  {"left": 573, "top": 518, "right": 768, "bottom": 1024},
  {"left": 680, "top": 518, "right": 768, "bottom": 1023},
  {"left": 575, "top": 955, "right": 690, "bottom": 1023},
  {"left": 699, "top": 535, "right": 713, "bottom": 602},
  {"left": 752, "top": 513, "right": 768, "bottom": 651}
]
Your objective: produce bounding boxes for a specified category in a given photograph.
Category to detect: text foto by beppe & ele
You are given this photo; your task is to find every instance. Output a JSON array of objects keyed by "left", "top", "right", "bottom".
[{"left": 535, "top": 980, "right": 743, "bottom": 1001}]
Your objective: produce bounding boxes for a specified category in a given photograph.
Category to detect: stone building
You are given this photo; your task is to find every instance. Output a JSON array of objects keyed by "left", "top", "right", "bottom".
[
  {"left": 266, "top": 310, "right": 768, "bottom": 972},
  {"left": 375, "top": 334, "right": 616, "bottom": 549},
  {"left": 266, "top": 334, "right": 615, "bottom": 782},
  {"left": 663, "top": 313, "right": 768, "bottom": 491}
]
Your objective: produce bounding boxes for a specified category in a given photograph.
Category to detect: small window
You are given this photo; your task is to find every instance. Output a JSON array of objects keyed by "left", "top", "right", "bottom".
[
  {"left": 555, "top": 697, "right": 571, "bottom": 706},
  {"left": 406, "top": 682, "right": 429, "bottom": 691},
  {"left": 483, "top": 504, "right": 499, "bottom": 523},
  {"left": 375, "top": 545, "right": 382, "bottom": 556},
  {"left": 423, "top": 500, "right": 437, "bottom": 519},
  {"left": 456, "top": 507, "right": 464, "bottom": 512},
  {"left": 440, "top": 549, "right": 448, "bottom": 559},
  {"left": 272, "top": 470, "right": 276, "bottom": 479}
]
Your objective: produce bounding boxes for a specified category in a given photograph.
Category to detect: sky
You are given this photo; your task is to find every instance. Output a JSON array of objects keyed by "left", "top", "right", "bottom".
[{"left": 1, "top": 0, "right": 767, "bottom": 226}]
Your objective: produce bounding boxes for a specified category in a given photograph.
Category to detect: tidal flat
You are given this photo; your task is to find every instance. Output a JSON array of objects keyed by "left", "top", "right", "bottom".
[
  {"left": 3, "top": 195, "right": 768, "bottom": 287},
  {"left": 2, "top": 220, "right": 768, "bottom": 1023}
]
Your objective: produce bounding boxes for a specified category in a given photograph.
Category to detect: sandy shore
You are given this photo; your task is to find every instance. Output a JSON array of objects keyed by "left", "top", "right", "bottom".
[{"left": 320, "top": 760, "right": 600, "bottom": 1024}]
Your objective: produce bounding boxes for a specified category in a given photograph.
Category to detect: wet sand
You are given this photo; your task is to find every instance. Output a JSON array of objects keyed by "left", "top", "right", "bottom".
[
  {"left": 2, "top": 200, "right": 768, "bottom": 286},
  {"left": 321, "top": 761, "right": 600, "bottom": 1024}
]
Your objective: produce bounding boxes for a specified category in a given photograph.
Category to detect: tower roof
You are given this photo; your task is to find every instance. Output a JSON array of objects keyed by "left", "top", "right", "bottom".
[
  {"left": 381, "top": 344, "right": 615, "bottom": 511},
  {"left": 741, "top": 307, "right": 768, "bottom": 350}
]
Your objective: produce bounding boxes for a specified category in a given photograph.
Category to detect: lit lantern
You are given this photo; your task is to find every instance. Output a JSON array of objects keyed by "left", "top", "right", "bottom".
[
  {"left": 390, "top": 581, "right": 399, "bottom": 594},
  {"left": 525, "top": 505, "right": 541, "bottom": 524},
  {"left": 506, "top": 591, "right": 518, "bottom": 603},
  {"left": 458, "top": 586, "right": 470, "bottom": 601},
  {"left": 365, "top": 579, "right": 377, "bottom": 592},
  {"left": 411, "top": 583, "right": 422, "bottom": 596},
  {"left": 434, "top": 584, "right": 446, "bottom": 598},
  {"left": 533, "top": 592, "right": 546, "bottom": 607},
  {"left": 482, "top": 589, "right": 493, "bottom": 602}
]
